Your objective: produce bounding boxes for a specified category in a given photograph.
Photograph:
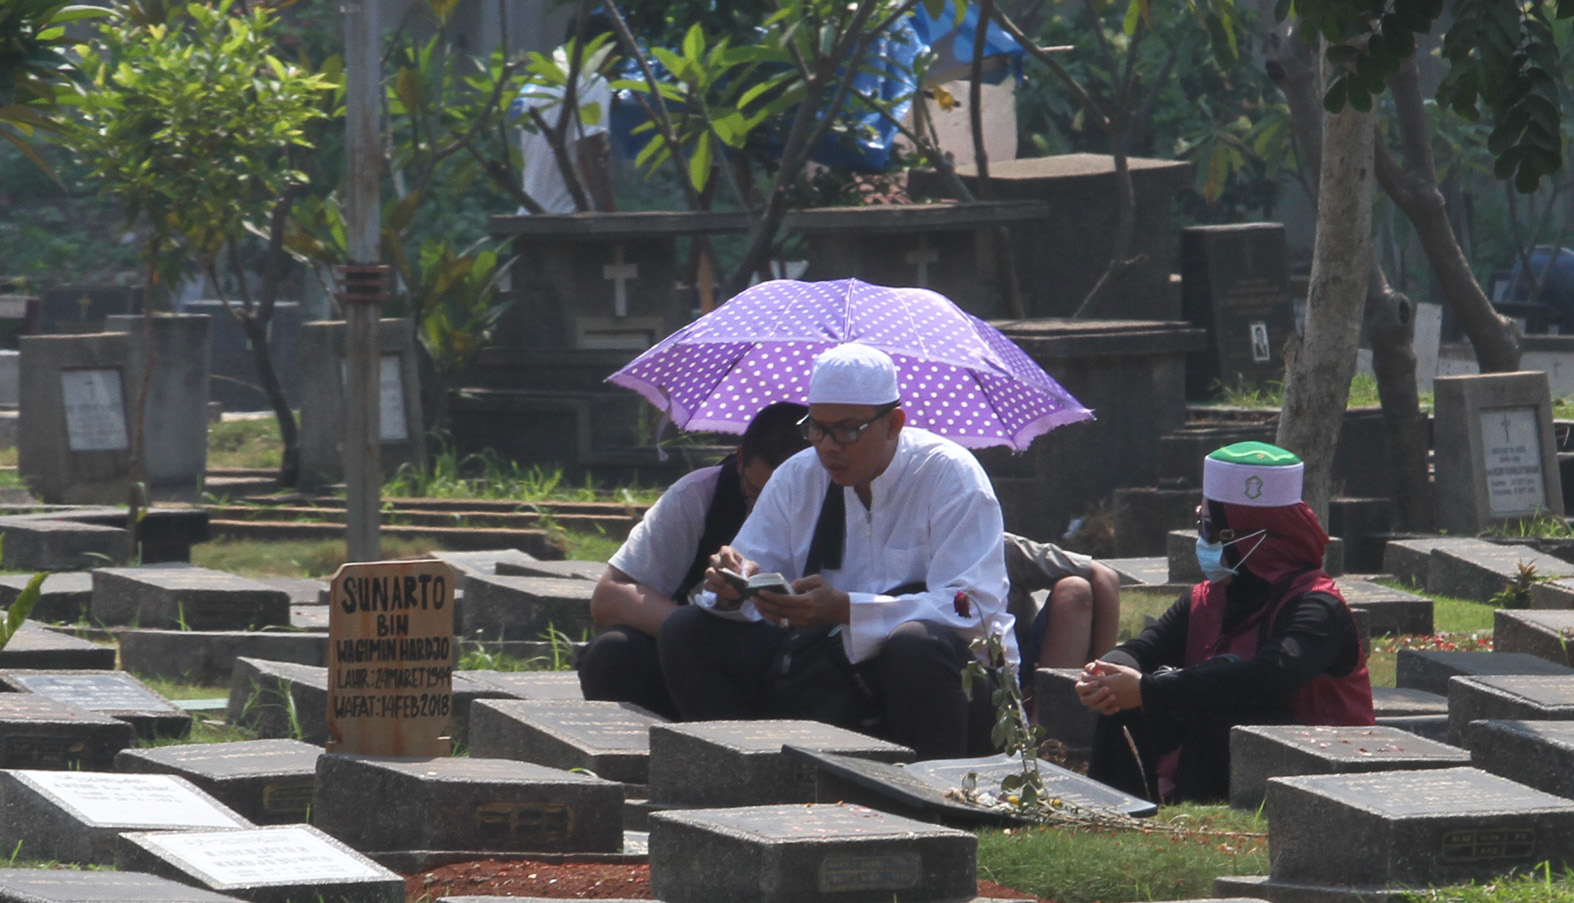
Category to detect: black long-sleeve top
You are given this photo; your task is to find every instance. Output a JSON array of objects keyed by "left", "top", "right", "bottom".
[{"left": 1106, "top": 568, "right": 1362, "bottom": 722}]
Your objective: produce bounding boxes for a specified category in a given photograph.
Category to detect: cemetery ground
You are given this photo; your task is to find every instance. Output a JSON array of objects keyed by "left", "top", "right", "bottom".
[{"left": 3, "top": 420, "right": 1574, "bottom": 901}]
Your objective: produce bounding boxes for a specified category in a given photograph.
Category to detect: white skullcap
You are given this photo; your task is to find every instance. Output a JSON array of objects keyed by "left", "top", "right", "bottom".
[{"left": 808, "top": 344, "right": 899, "bottom": 406}]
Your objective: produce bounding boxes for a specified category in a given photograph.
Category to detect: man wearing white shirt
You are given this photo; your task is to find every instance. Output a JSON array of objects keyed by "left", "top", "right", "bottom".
[
  {"left": 659, "top": 344, "right": 1015, "bottom": 759},
  {"left": 515, "top": 20, "right": 617, "bottom": 214}
]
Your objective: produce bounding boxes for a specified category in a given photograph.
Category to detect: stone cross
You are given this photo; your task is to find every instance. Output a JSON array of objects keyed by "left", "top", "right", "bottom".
[
  {"left": 602, "top": 244, "right": 638, "bottom": 317},
  {"left": 904, "top": 236, "right": 939, "bottom": 287}
]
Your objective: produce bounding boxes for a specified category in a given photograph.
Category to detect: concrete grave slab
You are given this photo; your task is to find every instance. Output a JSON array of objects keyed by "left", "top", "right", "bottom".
[
  {"left": 649, "top": 720, "right": 912, "bottom": 807},
  {"left": 430, "top": 549, "right": 541, "bottom": 579},
  {"left": 1469, "top": 719, "right": 1574, "bottom": 801},
  {"left": 1215, "top": 874, "right": 1399, "bottom": 903},
  {"left": 1448, "top": 675, "right": 1574, "bottom": 747},
  {"left": 1228, "top": 724, "right": 1469, "bottom": 810},
  {"left": 1493, "top": 609, "right": 1574, "bottom": 667},
  {"left": 0, "top": 695, "right": 132, "bottom": 769},
  {"left": 101, "top": 314, "right": 211, "bottom": 503},
  {"left": 790, "top": 747, "right": 1156, "bottom": 824},
  {"left": 91, "top": 566, "right": 290, "bottom": 630},
  {"left": 1335, "top": 580, "right": 1433, "bottom": 636},
  {"left": 290, "top": 605, "right": 329, "bottom": 630},
  {"left": 18, "top": 333, "right": 134, "bottom": 505},
  {"left": 1397, "top": 649, "right": 1574, "bottom": 696},
  {"left": 0, "top": 868, "right": 249, "bottom": 903},
  {"left": 1530, "top": 577, "right": 1574, "bottom": 608},
  {"left": 0, "top": 669, "right": 190, "bottom": 739},
  {"left": 1426, "top": 541, "right": 1574, "bottom": 604},
  {"left": 494, "top": 559, "right": 604, "bottom": 582},
  {"left": 1266, "top": 767, "right": 1574, "bottom": 886},
  {"left": 468, "top": 699, "right": 665, "bottom": 785},
  {"left": 1374, "top": 715, "right": 1451, "bottom": 744},
  {"left": 1032, "top": 668, "right": 1096, "bottom": 757},
  {"left": 0, "top": 516, "right": 130, "bottom": 571},
  {"left": 1100, "top": 557, "right": 1171, "bottom": 586},
  {"left": 116, "top": 738, "right": 322, "bottom": 825},
  {"left": 117, "top": 824, "right": 404, "bottom": 903},
  {"left": 457, "top": 574, "right": 595, "bottom": 643},
  {"left": 0, "top": 624, "right": 114, "bottom": 670},
  {"left": 456, "top": 670, "right": 585, "bottom": 700},
  {"left": 0, "top": 572, "right": 91, "bottom": 624},
  {"left": 1372, "top": 686, "right": 1449, "bottom": 718},
  {"left": 226, "top": 657, "right": 328, "bottom": 745},
  {"left": 312, "top": 754, "right": 623, "bottom": 854},
  {"left": 297, "top": 318, "right": 425, "bottom": 491},
  {"left": 1380, "top": 537, "right": 1494, "bottom": 591},
  {"left": 0, "top": 769, "right": 250, "bottom": 864},
  {"left": 251, "top": 577, "right": 329, "bottom": 607},
  {"left": 119, "top": 629, "right": 330, "bottom": 686},
  {"left": 650, "top": 803, "right": 976, "bottom": 903}
]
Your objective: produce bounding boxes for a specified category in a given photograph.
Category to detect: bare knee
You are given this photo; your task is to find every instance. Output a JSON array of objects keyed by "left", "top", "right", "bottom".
[{"left": 1048, "top": 576, "right": 1094, "bottom": 618}]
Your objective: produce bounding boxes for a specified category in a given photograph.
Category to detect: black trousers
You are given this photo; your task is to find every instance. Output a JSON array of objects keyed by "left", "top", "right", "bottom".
[
  {"left": 656, "top": 605, "right": 996, "bottom": 760},
  {"left": 577, "top": 624, "right": 678, "bottom": 719}
]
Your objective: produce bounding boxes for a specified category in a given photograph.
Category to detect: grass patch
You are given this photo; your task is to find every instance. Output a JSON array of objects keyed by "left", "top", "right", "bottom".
[
  {"left": 1399, "top": 866, "right": 1574, "bottom": 901},
  {"left": 191, "top": 536, "right": 448, "bottom": 578},
  {"left": 975, "top": 803, "right": 1267, "bottom": 903},
  {"left": 384, "top": 438, "right": 664, "bottom": 505},
  {"left": 1204, "top": 372, "right": 1433, "bottom": 411},
  {"left": 557, "top": 528, "right": 622, "bottom": 564},
  {"left": 208, "top": 417, "right": 285, "bottom": 470},
  {"left": 139, "top": 718, "right": 257, "bottom": 746}
]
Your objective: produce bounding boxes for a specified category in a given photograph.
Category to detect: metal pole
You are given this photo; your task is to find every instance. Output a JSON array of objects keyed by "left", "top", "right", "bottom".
[{"left": 342, "top": 0, "right": 382, "bottom": 562}]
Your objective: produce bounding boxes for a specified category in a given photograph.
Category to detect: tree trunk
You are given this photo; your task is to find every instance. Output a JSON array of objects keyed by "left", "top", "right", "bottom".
[
  {"left": 1379, "top": 58, "right": 1521, "bottom": 372},
  {"left": 1276, "top": 77, "right": 1374, "bottom": 523}
]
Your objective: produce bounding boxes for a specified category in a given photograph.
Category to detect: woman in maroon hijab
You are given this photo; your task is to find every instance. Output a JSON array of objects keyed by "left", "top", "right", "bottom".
[{"left": 1075, "top": 442, "right": 1373, "bottom": 803}]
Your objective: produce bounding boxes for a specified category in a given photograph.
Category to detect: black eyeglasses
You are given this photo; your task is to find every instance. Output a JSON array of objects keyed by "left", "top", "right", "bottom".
[
  {"left": 798, "top": 403, "right": 898, "bottom": 446},
  {"left": 1196, "top": 506, "right": 1237, "bottom": 544}
]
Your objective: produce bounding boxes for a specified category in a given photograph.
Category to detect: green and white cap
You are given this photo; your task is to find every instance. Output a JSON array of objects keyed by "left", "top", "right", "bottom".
[{"left": 1203, "top": 441, "right": 1303, "bottom": 507}]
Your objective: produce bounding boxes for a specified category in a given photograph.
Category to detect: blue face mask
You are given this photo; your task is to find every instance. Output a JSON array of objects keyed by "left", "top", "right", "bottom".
[
  {"left": 1195, "top": 536, "right": 1236, "bottom": 583},
  {"left": 1194, "top": 529, "right": 1268, "bottom": 584}
]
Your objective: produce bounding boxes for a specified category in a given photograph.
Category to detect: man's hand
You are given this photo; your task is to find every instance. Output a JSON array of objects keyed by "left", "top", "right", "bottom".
[
  {"left": 702, "top": 546, "right": 754, "bottom": 608},
  {"left": 751, "top": 574, "right": 850, "bottom": 630},
  {"left": 1075, "top": 659, "right": 1143, "bottom": 715}
]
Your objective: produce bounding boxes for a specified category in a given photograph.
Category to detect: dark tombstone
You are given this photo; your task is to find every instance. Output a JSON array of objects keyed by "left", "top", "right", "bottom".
[
  {"left": 458, "top": 670, "right": 585, "bottom": 700},
  {"left": 1228, "top": 724, "right": 1469, "bottom": 810},
  {"left": 92, "top": 565, "right": 292, "bottom": 631},
  {"left": 226, "top": 657, "right": 329, "bottom": 745},
  {"left": 297, "top": 318, "right": 425, "bottom": 490},
  {"left": 1112, "top": 486, "right": 1198, "bottom": 558},
  {"left": 0, "top": 669, "right": 191, "bottom": 739},
  {"left": 0, "top": 694, "right": 133, "bottom": 769},
  {"left": 0, "top": 623, "right": 116, "bottom": 670},
  {"left": 908, "top": 153, "right": 1193, "bottom": 320},
  {"left": 1372, "top": 686, "right": 1450, "bottom": 718},
  {"left": 494, "top": 558, "right": 605, "bottom": 582},
  {"left": 0, "top": 869, "right": 247, "bottom": 903},
  {"left": 1180, "top": 223, "right": 1295, "bottom": 399},
  {"left": 181, "top": 299, "right": 303, "bottom": 413},
  {"left": 788, "top": 746, "right": 1156, "bottom": 825},
  {"left": 1530, "top": 577, "right": 1574, "bottom": 608},
  {"left": 36, "top": 283, "right": 141, "bottom": 335},
  {"left": 0, "top": 296, "right": 39, "bottom": 352},
  {"left": 783, "top": 201, "right": 1048, "bottom": 319},
  {"left": 0, "top": 572, "right": 92, "bottom": 623},
  {"left": 0, "top": 514, "right": 131, "bottom": 571},
  {"left": 1447, "top": 674, "right": 1574, "bottom": 747},
  {"left": 118, "top": 629, "right": 330, "bottom": 686},
  {"left": 649, "top": 803, "right": 977, "bottom": 903},
  {"left": 1380, "top": 536, "right": 1495, "bottom": 590},
  {"left": 1266, "top": 767, "right": 1574, "bottom": 887},
  {"left": 1493, "top": 609, "right": 1574, "bottom": 667},
  {"left": 1397, "top": 649, "right": 1574, "bottom": 697},
  {"left": 468, "top": 698, "right": 666, "bottom": 785},
  {"left": 117, "top": 824, "right": 405, "bottom": 903},
  {"left": 116, "top": 738, "right": 322, "bottom": 825},
  {"left": 1469, "top": 719, "right": 1574, "bottom": 800},
  {"left": 432, "top": 548, "right": 543, "bottom": 579},
  {"left": 1424, "top": 541, "right": 1574, "bottom": 604},
  {"left": 0, "top": 769, "right": 251, "bottom": 864},
  {"left": 312, "top": 754, "right": 624, "bottom": 854},
  {"left": 648, "top": 720, "right": 912, "bottom": 807},
  {"left": 1031, "top": 668, "right": 1097, "bottom": 758},
  {"left": 458, "top": 573, "right": 596, "bottom": 643},
  {"left": 1337, "top": 580, "right": 1433, "bottom": 637}
]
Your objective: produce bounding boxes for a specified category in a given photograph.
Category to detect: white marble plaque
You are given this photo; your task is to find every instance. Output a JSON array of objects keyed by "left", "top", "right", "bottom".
[
  {"left": 152, "top": 827, "right": 387, "bottom": 883},
  {"left": 378, "top": 354, "right": 408, "bottom": 442},
  {"left": 23, "top": 771, "right": 243, "bottom": 827},
  {"left": 1480, "top": 406, "right": 1546, "bottom": 516},
  {"left": 60, "top": 368, "right": 128, "bottom": 452}
]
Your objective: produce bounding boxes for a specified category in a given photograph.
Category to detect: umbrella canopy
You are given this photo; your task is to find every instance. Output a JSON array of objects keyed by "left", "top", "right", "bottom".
[{"left": 608, "top": 278, "right": 1093, "bottom": 452}]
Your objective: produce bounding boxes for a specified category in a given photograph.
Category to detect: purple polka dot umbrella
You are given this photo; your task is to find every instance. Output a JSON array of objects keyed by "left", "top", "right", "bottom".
[{"left": 607, "top": 278, "right": 1093, "bottom": 451}]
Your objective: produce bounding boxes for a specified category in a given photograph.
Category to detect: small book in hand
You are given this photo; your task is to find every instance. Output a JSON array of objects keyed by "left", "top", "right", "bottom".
[{"left": 718, "top": 568, "right": 791, "bottom": 599}]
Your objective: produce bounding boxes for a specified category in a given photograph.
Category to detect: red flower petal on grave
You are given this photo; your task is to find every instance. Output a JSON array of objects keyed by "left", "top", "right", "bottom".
[{"left": 954, "top": 591, "right": 972, "bottom": 618}]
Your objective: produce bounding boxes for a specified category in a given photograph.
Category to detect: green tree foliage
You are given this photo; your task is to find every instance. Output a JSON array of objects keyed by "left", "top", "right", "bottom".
[
  {"left": 63, "top": 0, "right": 335, "bottom": 296},
  {"left": 0, "top": 0, "right": 107, "bottom": 168}
]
